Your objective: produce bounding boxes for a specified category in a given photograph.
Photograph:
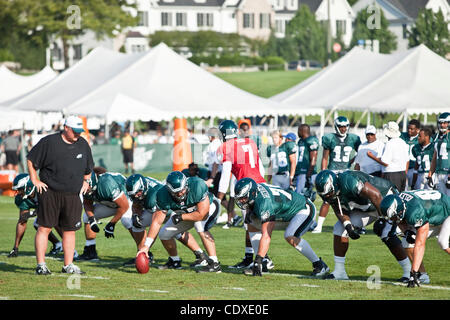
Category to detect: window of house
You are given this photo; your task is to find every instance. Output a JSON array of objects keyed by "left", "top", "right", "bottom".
[
  {"left": 51, "top": 44, "right": 62, "bottom": 61},
  {"left": 73, "top": 44, "right": 82, "bottom": 60},
  {"left": 336, "top": 20, "right": 346, "bottom": 35},
  {"left": 275, "top": 19, "right": 284, "bottom": 34},
  {"left": 260, "top": 13, "right": 270, "bottom": 29},
  {"left": 176, "top": 12, "right": 187, "bottom": 27},
  {"left": 402, "top": 24, "right": 408, "bottom": 39},
  {"left": 243, "top": 13, "right": 254, "bottom": 28},
  {"left": 197, "top": 13, "right": 213, "bottom": 27},
  {"left": 138, "top": 11, "right": 149, "bottom": 27},
  {"left": 161, "top": 12, "right": 172, "bottom": 26},
  {"left": 206, "top": 13, "right": 213, "bottom": 27}
]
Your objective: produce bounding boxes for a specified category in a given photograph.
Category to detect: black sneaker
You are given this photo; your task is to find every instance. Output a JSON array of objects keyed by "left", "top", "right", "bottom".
[
  {"left": 190, "top": 252, "right": 209, "bottom": 268},
  {"left": 232, "top": 215, "right": 243, "bottom": 227},
  {"left": 76, "top": 245, "right": 99, "bottom": 261},
  {"left": 158, "top": 257, "right": 182, "bottom": 270},
  {"left": 148, "top": 251, "right": 154, "bottom": 264},
  {"left": 196, "top": 260, "right": 222, "bottom": 273},
  {"left": 7, "top": 247, "right": 18, "bottom": 258},
  {"left": 228, "top": 254, "right": 253, "bottom": 269},
  {"left": 397, "top": 277, "right": 409, "bottom": 283},
  {"left": 311, "top": 258, "right": 330, "bottom": 277},
  {"left": 262, "top": 255, "right": 274, "bottom": 272},
  {"left": 35, "top": 264, "right": 52, "bottom": 275}
]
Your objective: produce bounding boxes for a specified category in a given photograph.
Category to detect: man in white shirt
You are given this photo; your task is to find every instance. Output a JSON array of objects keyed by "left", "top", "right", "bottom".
[
  {"left": 367, "top": 121, "right": 409, "bottom": 191},
  {"left": 354, "top": 125, "right": 384, "bottom": 177}
]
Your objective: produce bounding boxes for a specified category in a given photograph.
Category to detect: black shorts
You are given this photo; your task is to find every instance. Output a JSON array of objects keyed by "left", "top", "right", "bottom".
[
  {"left": 209, "top": 171, "right": 222, "bottom": 197},
  {"left": 382, "top": 171, "right": 407, "bottom": 192},
  {"left": 122, "top": 149, "right": 134, "bottom": 163},
  {"left": 5, "top": 150, "right": 19, "bottom": 165},
  {"left": 36, "top": 189, "right": 82, "bottom": 231}
]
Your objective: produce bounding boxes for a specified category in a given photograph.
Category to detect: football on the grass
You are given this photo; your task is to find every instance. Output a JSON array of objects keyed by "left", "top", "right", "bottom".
[{"left": 135, "top": 252, "right": 149, "bottom": 274}]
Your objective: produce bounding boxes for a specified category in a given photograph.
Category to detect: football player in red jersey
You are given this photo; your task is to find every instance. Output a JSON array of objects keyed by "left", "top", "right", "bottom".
[{"left": 214, "top": 120, "right": 274, "bottom": 271}]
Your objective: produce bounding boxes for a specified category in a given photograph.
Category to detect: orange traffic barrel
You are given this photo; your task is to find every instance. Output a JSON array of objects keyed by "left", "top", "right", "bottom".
[
  {"left": 0, "top": 170, "right": 17, "bottom": 197},
  {"left": 172, "top": 118, "right": 192, "bottom": 172}
]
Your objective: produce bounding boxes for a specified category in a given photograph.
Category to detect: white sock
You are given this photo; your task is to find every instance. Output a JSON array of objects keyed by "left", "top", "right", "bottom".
[
  {"left": 170, "top": 256, "right": 180, "bottom": 261},
  {"left": 245, "top": 247, "right": 254, "bottom": 255},
  {"left": 295, "top": 239, "right": 319, "bottom": 263},
  {"left": 333, "top": 255, "right": 346, "bottom": 274},
  {"left": 398, "top": 257, "right": 411, "bottom": 278},
  {"left": 209, "top": 256, "right": 218, "bottom": 263},
  {"left": 316, "top": 216, "right": 326, "bottom": 229},
  {"left": 55, "top": 241, "right": 62, "bottom": 248},
  {"left": 85, "top": 239, "right": 96, "bottom": 246},
  {"left": 248, "top": 232, "right": 262, "bottom": 254}
]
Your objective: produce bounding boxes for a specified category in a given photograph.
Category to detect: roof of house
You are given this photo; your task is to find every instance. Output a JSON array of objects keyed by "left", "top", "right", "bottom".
[
  {"left": 385, "top": 0, "right": 430, "bottom": 19},
  {"left": 126, "top": 31, "right": 146, "bottom": 38},
  {"left": 274, "top": 0, "right": 322, "bottom": 14},
  {"left": 157, "top": 0, "right": 226, "bottom": 6}
]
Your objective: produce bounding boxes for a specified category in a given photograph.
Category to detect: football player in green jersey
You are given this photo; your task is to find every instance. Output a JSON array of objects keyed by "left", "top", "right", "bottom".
[
  {"left": 8, "top": 173, "right": 64, "bottom": 258},
  {"left": 400, "top": 119, "right": 420, "bottom": 189},
  {"left": 313, "top": 116, "right": 361, "bottom": 233},
  {"left": 137, "top": 171, "right": 222, "bottom": 273},
  {"left": 234, "top": 178, "right": 329, "bottom": 277},
  {"left": 79, "top": 167, "right": 137, "bottom": 262},
  {"left": 182, "top": 162, "right": 210, "bottom": 181},
  {"left": 315, "top": 170, "right": 413, "bottom": 281},
  {"left": 267, "top": 130, "right": 297, "bottom": 190},
  {"left": 428, "top": 112, "right": 450, "bottom": 196},
  {"left": 411, "top": 128, "right": 434, "bottom": 190},
  {"left": 295, "top": 124, "right": 319, "bottom": 198},
  {"left": 380, "top": 190, "right": 450, "bottom": 287}
]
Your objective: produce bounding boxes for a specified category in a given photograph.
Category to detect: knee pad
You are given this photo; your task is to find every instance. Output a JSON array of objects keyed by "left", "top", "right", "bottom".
[
  {"left": 373, "top": 218, "right": 386, "bottom": 238},
  {"left": 382, "top": 234, "right": 402, "bottom": 249}
]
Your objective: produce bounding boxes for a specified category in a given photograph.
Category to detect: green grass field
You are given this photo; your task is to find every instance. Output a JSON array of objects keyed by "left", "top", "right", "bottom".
[{"left": 1, "top": 172, "right": 449, "bottom": 300}]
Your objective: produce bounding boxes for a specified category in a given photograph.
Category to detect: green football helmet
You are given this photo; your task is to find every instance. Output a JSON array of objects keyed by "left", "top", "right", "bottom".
[
  {"left": 126, "top": 174, "right": 148, "bottom": 201},
  {"left": 166, "top": 171, "right": 188, "bottom": 203},
  {"left": 315, "top": 170, "right": 339, "bottom": 201},
  {"left": 380, "top": 194, "right": 406, "bottom": 221},
  {"left": 334, "top": 116, "right": 350, "bottom": 138},
  {"left": 234, "top": 178, "right": 258, "bottom": 210},
  {"left": 437, "top": 112, "right": 450, "bottom": 133},
  {"left": 85, "top": 171, "right": 99, "bottom": 196},
  {"left": 218, "top": 120, "right": 238, "bottom": 141},
  {"left": 12, "top": 173, "right": 35, "bottom": 199}
]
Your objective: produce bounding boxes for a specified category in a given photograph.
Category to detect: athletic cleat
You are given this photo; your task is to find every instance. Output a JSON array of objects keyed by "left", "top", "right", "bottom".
[
  {"left": 311, "top": 258, "right": 330, "bottom": 277},
  {"left": 62, "top": 263, "right": 85, "bottom": 274},
  {"left": 196, "top": 260, "right": 222, "bottom": 273},
  {"left": 419, "top": 272, "right": 430, "bottom": 284},
  {"left": 397, "top": 277, "right": 409, "bottom": 283},
  {"left": 311, "top": 226, "right": 322, "bottom": 234},
  {"left": 232, "top": 215, "right": 243, "bottom": 227},
  {"left": 35, "top": 264, "right": 52, "bottom": 275},
  {"left": 148, "top": 251, "right": 154, "bottom": 264},
  {"left": 49, "top": 244, "right": 63, "bottom": 255},
  {"left": 222, "top": 222, "right": 231, "bottom": 229},
  {"left": 190, "top": 252, "right": 209, "bottom": 268},
  {"left": 357, "top": 227, "right": 366, "bottom": 235},
  {"left": 228, "top": 255, "right": 253, "bottom": 269},
  {"left": 7, "top": 247, "right": 18, "bottom": 258},
  {"left": 262, "top": 256, "right": 274, "bottom": 272},
  {"left": 76, "top": 245, "right": 99, "bottom": 261},
  {"left": 325, "top": 272, "right": 349, "bottom": 280},
  {"left": 158, "top": 257, "right": 182, "bottom": 270}
]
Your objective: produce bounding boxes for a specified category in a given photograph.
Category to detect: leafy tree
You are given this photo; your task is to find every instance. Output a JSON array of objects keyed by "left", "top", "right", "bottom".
[
  {"left": 350, "top": 5, "right": 397, "bottom": 53},
  {"left": 408, "top": 8, "right": 450, "bottom": 57},
  {"left": 285, "top": 5, "right": 327, "bottom": 64},
  {"left": 15, "top": 0, "right": 138, "bottom": 69}
]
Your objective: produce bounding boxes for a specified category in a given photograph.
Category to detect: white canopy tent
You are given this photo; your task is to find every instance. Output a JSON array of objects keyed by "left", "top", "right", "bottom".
[
  {"left": 272, "top": 44, "right": 450, "bottom": 133},
  {"left": 0, "top": 65, "right": 57, "bottom": 104},
  {"left": 9, "top": 43, "right": 323, "bottom": 128},
  {"left": 0, "top": 106, "right": 41, "bottom": 131}
]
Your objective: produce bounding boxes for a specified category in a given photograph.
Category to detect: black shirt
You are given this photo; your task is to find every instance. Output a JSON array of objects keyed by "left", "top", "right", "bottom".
[{"left": 27, "top": 133, "right": 94, "bottom": 193}]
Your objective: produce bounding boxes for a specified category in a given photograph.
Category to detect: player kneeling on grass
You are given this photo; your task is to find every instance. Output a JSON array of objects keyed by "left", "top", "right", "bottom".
[
  {"left": 137, "top": 171, "right": 222, "bottom": 273},
  {"left": 9, "top": 173, "right": 66, "bottom": 258},
  {"left": 234, "top": 177, "right": 329, "bottom": 277},
  {"left": 315, "top": 170, "right": 413, "bottom": 281},
  {"left": 80, "top": 168, "right": 140, "bottom": 265},
  {"left": 380, "top": 190, "right": 450, "bottom": 287}
]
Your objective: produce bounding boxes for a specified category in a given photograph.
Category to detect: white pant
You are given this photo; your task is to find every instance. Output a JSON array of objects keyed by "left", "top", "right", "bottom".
[
  {"left": 82, "top": 200, "right": 133, "bottom": 230},
  {"left": 131, "top": 209, "right": 153, "bottom": 233},
  {"left": 159, "top": 198, "right": 220, "bottom": 240},
  {"left": 436, "top": 173, "right": 450, "bottom": 196},
  {"left": 295, "top": 174, "right": 317, "bottom": 193},
  {"left": 406, "top": 170, "right": 415, "bottom": 190},
  {"left": 401, "top": 216, "right": 450, "bottom": 251},
  {"left": 333, "top": 210, "right": 391, "bottom": 238},
  {"left": 272, "top": 172, "right": 290, "bottom": 190},
  {"left": 414, "top": 173, "right": 431, "bottom": 190}
]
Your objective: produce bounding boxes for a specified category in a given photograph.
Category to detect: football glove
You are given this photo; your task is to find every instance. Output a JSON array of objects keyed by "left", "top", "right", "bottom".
[
  {"left": 88, "top": 216, "right": 100, "bottom": 233},
  {"left": 404, "top": 230, "right": 416, "bottom": 244},
  {"left": 104, "top": 222, "right": 115, "bottom": 238},
  {"left": 252, "top": 255, "right": 263, "bottom": 276},
  {"left": 426, "top": 176, "right": 435, "bottom": 189},
  {"left": 345, "top": 223, "right": 361, "bottom": 240},
  {"left": 171, "top": 213, "right": 183, "bottom": 225},
  {"left": 407, "top": 271, "right": 421, "bottom": 288},
  {"left": 132, "top": 214, "right": 143, "bottom": 229},
  {"left": 305, "top": 176, "right": 312, "bottom": 189}
]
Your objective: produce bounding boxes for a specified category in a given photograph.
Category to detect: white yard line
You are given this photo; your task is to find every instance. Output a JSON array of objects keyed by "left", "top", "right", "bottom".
[
  {"left": 221, "top": 287, "right": 246, "bottom": 291},
  {"left": 138, "top": 289, "right": 169, "bottom": 293},
  {"left": 60, "top": 294, "right": 96, "bottom": 298}
]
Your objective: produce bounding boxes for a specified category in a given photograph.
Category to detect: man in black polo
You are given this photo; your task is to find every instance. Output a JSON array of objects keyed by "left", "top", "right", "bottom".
[{"left": 27, "top": 116, "right": 94, "bottom": 275}]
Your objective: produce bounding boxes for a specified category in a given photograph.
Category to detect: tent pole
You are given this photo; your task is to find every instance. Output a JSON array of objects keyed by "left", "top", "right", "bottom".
[
  {"left": 320, "top": 112, "right": 325, "bottom": 140},
  {"left": 105, "top": 116, "right": 110, "bottom": 140},
  {"left": 367, "top": 112, "right": 371, "bottom": 127},
  {"left": 354, "top": 110, "right": 368, "bottom": 130},
  {"left": 20, "top": 122, "right": 27, "bottom": 173},
  {"left": 423, "top": 113, "right": 427, "bottom": 125},
  {"left": 402, "top": 111, "right": 408, "bottom": 132}
]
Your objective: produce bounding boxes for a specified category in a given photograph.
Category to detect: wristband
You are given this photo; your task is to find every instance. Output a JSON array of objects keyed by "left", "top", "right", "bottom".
[
  {"left": 144, "top": 237, "right": 154, "bottom": 248},
  {"left": 343, "top": 220, "right": 351, "bottom": 228}
]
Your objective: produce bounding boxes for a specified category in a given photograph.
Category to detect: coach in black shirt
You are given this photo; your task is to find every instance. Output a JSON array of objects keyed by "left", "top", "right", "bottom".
[{"left": 27, "top": 116, "right": 94, "bottom": 275}]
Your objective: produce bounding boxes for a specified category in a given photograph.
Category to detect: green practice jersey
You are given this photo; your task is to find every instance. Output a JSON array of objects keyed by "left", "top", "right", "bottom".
[
  {"left": 295, "top": 135, "right": 320, "bottom": 175},
  {"left": 336, "top": 171, "right": 397, "bottom": 212},
  {"left": 433, "top": 132, "right": 450, "bottom": 174},
  {"left": 140, "top": 177, "right": 164, "bottom": 212},
  {"left": 267, "top": 141, "right": 298, "bottom": 174},
  {"left": 412, "top": 143, "right": 434, "bottom": 174},
  {"left": 398, "top": 190, "right": 450, "bottom": 228},
  {"left": 250, "top": 183, "right": 312, "bottom": 223},
  {"left": 400, "top": 132, "right": 419, "bottom": 169},
  {"left": 15, "top": 194, "right": 38, "bottom": 212},
  {"left": 86, "top": 172, "right": 127, "bottom": 208},
  {"left": 181, "top": 167, "right": 210, "bottom": 181},
  {"left": 322, "top": 133, "right": 361, "bottom": 171},
  {"left": 156, "top": 177, "right": 213, "bottom": 216}
]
